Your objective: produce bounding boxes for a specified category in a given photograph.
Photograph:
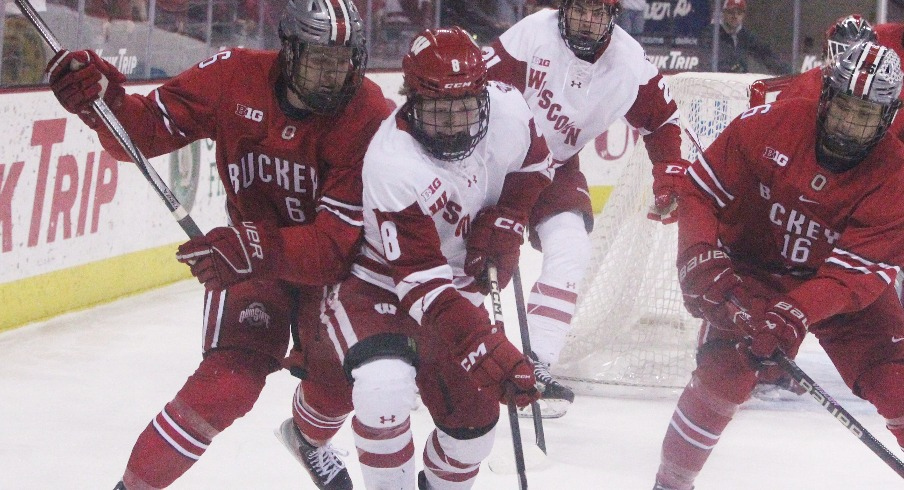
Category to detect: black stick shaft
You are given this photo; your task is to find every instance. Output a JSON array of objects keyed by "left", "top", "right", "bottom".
[
  {"left": 488, "top": 265, "right": 529, "bottom": 489},
  {"left": 772, "top": 352, "right": 904, "bottom": 479},
  {"left": 513, "top": 267, "right": 547, "bottom": 454}
]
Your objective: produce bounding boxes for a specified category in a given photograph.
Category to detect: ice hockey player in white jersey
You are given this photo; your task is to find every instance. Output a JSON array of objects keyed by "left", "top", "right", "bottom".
[
  {"left": 318, "top": 26, "right": 555, "bottom": 489},
  {"left": 484, "top": 0, "right": 690, "bottom": 418}
]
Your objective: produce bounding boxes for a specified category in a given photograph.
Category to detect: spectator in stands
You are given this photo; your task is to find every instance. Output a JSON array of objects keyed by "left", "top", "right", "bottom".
[
  {"left": 701, "top": 0, "right": 791, "bottom": 74},
  {"left": 617, "top": 0, "right": 646, "bottom": 36},
  {"left": 524, "top": 0, "right": 556, "bottom": 15},
  {"left": 441, "top": 0, "right": 508, "bottom": 43}
]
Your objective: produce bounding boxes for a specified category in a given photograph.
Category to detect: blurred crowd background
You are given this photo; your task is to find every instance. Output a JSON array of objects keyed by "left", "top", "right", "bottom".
[{"left": 1, "top": 0, "right": 902, "bottom": 87}]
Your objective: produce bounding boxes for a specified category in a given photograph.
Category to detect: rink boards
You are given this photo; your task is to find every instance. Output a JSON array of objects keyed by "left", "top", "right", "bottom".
[{"left": 0, "top": 72, "right": 639, "bottom": 331}]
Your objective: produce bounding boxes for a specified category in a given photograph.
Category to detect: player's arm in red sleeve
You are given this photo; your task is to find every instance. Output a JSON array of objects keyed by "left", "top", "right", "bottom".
[
  {"left": 278, "top": 86, "right": 392, "bottom": 285},
  {"left": 625, "top": 73, "right": 690, "bottom": 223},
  {"left": 675, "top": 120, "right": 750, "bottom": 319},
  {"left": 95, "top": 53, "right": 225, "bottom": 160},
  {"left": 465, "top": 118, "right": 553, "bottom": 291},
  {"left": 786, "top": 197, "right": 904, "bottom": 325},
  {"left": 484, "top": 39, "right": 528, "bottom": 92}
]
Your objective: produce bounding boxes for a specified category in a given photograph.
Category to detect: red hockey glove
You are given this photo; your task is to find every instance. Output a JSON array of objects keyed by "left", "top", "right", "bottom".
[
  {"left": 737, "top": 299, "right": 809, "bottom": 360},
  {"left": 678, "top": 243, "right": 742, "bottom": 325},
  {"left": 648, "top": 160, "right": 690, "bottom": 224},
  {"left": 457, "top": 326, "right": 539, "bottom": 407},
  {"left": 464, "top": 206, "right": 525, "bottom": 295},
  {"left": 176, "top": 221, "right": 283, "bottom": 290},
  {"left": 47, "top": 50, "right": 126, "bottom": 128}
]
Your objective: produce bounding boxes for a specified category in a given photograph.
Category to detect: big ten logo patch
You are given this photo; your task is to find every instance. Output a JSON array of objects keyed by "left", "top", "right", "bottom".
[
  {"left": 239, "top": 302, "right": 271, "bottom": 328},
  {"left": 235, "top": 104, "right": 264, "bottom": 122}
]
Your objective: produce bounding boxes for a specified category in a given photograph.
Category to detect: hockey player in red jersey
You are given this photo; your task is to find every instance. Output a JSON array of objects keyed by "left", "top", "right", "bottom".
[
  {"left": 483, "top": 0, "right": 689, "bottom": 417},
  {"left": 876, "top": 22, "right": 904, "bottom": 61},
  {"left": 653, "top": 41, "right": 904, "bottom": 490},
  {"left": 46, "top": 0, "right": 391, "bottom": 488},
  {"left": 301, "top": 26, "right": 550, "bottom": 489},
  {"left": 776, "top": 14, "right": 877, "bottom": 102}
]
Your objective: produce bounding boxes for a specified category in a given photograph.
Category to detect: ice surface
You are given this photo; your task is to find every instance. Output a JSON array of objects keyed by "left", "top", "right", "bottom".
[{"left": 2, "top": 247, "right": 902, "bottom": 489}]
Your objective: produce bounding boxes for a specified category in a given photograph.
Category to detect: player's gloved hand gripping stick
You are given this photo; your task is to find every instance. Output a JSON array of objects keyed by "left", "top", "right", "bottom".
[
  {"left": 728, "top": 296, "right": 904, "bottom": 480},
  {"left": 15, "top": 0, "right": 202, "bottom": 239}
]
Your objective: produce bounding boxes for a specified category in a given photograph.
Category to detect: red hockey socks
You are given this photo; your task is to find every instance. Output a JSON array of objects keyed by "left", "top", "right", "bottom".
[
  {"left": 122, "top": 350, "right": 271, "bottom": 489},
  {"left": 655, "top": 375, "right": 741, "bottom": 490}
]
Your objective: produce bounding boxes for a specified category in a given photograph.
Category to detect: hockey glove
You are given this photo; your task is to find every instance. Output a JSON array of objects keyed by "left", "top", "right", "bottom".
[
  {"left": 457, "top": 326, "right": 540, "bottom": 407},
  {"left": 176, "top": 221, "right": 283, "bottom": 290},
  {"left": 736, "top": 299, "right": 809, "bottom": 360},
  {"left": 648, "top": 160, "right": 690, "bottom": 224},
  {"left": 47, "top": 50, "right": 126, "bottom": 129},
  {"left": 678, "top": 243, "right": 743, "bottom": 325},
  {"left": 464, "top": 206, "right": 526, "bottom": 295}
]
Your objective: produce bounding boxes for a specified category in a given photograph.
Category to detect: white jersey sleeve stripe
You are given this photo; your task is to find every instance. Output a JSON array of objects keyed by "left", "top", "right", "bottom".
[{"left": 687, "top": 166, "right": 730, "bottom": 209}]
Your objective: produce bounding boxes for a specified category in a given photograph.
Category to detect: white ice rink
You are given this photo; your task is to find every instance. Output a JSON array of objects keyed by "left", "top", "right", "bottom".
[{"left": 3, "top": 248, "right": 904, "bottom": 489}]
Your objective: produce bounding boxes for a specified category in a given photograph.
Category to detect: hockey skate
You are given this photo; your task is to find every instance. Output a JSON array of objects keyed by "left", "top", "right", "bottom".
[
  {"left": 275, "top": 418, "right": 353, "bottom": 490},
  {"left": 518, "top": 354, "right": 575, "bottom": 419}
]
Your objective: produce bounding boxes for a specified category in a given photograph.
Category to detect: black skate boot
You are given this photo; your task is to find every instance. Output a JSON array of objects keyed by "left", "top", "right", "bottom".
[
  {"left": 275, "top": 418, "right": 353, "bottom": 489},
  {"left": 518, "top": 353, "right": 575, "bottom": 419},
  {"left": 113, "top": 482, "right": 126, "bottom": 490}
]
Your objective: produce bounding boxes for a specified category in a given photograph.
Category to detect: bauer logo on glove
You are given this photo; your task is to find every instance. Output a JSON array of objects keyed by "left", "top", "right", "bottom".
[{"left": 176, "top": 221, "right": 282, "bottom": 290}]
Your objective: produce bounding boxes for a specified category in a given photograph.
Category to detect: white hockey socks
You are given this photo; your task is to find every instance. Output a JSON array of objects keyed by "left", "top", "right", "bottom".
[
  {"left": 351, "top": 358, "right": 419, "bottom": 489},
  {"left": 422, "top": 427, "right": 495, "bottom": 489},
  {"left": 529, "top": 211, "right": 591, "bottom": 366}
]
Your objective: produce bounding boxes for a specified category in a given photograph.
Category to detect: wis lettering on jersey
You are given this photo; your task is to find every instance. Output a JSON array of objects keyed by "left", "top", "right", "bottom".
[
  {"left": 226, "top": 152, "right": 318, "bottom": 196},
  {"left": 536, "top": 89, "right": 582, "bottom": 146}
]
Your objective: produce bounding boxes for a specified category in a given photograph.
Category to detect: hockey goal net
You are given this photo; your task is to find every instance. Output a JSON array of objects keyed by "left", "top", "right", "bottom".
[{"left": 553, "top": 72, "right": 787, "bottom": 392}]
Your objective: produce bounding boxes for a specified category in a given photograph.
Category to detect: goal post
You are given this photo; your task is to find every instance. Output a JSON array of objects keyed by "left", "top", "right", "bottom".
[{"left": 553, "top": 72, "right": 786, "bottom": 393}]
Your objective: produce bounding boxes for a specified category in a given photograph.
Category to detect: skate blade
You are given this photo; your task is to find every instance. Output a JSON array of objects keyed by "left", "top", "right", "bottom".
[{"left": 517, "top": 398, "right": 570, "bottom": 419}]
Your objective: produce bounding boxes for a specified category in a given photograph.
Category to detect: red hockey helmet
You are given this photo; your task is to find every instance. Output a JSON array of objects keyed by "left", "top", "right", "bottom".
[
  {"left": 817, "top": 41, "right": 903, "bottom": 172},
  {"left": 558, "top": 0, "right": 621, "bottom": 59},
  {"left": 823, "top": 14, "right": 876, "bottom": 65},
  {"left": 402, "top": 27, "right": 490, "bottom": 161}
]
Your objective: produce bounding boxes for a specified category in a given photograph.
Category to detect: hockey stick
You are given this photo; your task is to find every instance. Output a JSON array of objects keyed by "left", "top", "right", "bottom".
[
  {"left": 487, "top": 264, "right": 529, "bottom": 490},
  {"left": 512, "top": 267, "right": 547, "bottom": 453},
  {"left": 729, "top": 298, "right": 904, "bottom": 479},
  {"left": 14, "top": 0, "right": 202, "bottom": 238}
]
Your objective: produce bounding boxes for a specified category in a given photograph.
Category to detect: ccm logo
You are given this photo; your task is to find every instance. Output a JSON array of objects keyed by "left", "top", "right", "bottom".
[
  {"left": 444, "top": 82, "right": 473, "bottom": 89},
  {"left": 494, "top": 217, "right": 525, "bottom": 234},
  {"left": 460, "top": 342, "right": 487, "bottom": 371}
]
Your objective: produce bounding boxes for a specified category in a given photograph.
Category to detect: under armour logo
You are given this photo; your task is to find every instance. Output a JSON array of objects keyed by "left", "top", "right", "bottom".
[
  {"left": 571, "top": 81, "right": 582, "bottom": 88},
  {"left": 379, "top": 415, "right": 396, "bottom": 424},
  {"left": 566, "top": 282, "right": 576, "bottom": 289}
]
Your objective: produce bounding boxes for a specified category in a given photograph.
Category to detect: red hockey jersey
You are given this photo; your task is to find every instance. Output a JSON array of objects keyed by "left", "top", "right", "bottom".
[
  {"left": 96, "top": 48, "right": 391, "bottom": 284},
  {"left": 682, "top": 97, "right": 904, "bottom": 325}
]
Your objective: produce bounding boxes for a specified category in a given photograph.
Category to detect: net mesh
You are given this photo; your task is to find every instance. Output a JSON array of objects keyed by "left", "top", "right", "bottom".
[{"left": 554, "top": 73, "right": 766, "bottom": 391}]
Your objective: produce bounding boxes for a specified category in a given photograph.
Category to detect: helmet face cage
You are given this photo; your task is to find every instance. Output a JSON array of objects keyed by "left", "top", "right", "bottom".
[
  {"left": 824, "top": 14, "right": 876, "bottom": 65},
  {"left": 408, "top": 91, "right": 491, "bottom": 161},
  {"left": 558, "top": 0, "right": 620, "bottom": 58},
  {"left": 278, "top": 0, "right": 367, "bottom": 114},
  {"left": 402, "top": 27, "right": 491, "bottom": 161},
  {"left": 816, "top": 42, "right": 903, "bottom": 172}
]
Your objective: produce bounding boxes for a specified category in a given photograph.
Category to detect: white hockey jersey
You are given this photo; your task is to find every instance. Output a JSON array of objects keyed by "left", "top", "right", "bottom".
[
  {"left": 351, "top": 82, "right": 554, "bottom": 324},
  {"left": 486, "top": 9, "right": 682, "bottom": 163}
]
